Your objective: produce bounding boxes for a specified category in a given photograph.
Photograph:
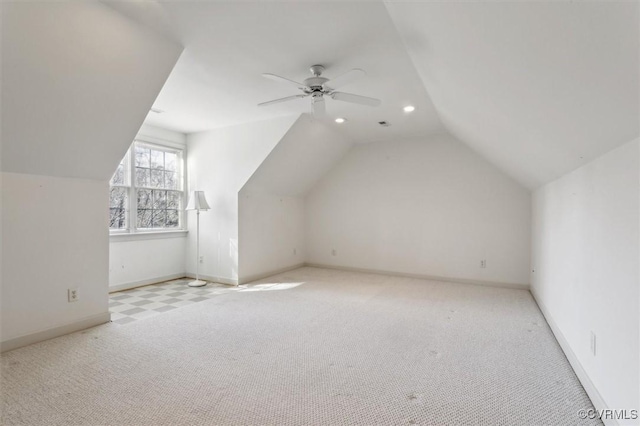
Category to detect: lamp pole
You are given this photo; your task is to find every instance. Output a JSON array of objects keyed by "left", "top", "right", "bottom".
[
  {"left": 195, "top": 208, "right": 200, "bottom": 281},
  {"left": 187, "top": 191, "right": 210, "bottom": 287}
]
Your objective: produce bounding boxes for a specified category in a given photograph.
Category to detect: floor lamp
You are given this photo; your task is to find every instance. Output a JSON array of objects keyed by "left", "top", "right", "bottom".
[{"left": 186, "top": 191, "right": 210, "bottom": 287}]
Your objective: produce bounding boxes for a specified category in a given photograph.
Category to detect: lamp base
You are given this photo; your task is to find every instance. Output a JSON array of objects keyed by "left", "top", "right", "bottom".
[{"left": 188, "top": 279, "right": 207, "bottom": 287}]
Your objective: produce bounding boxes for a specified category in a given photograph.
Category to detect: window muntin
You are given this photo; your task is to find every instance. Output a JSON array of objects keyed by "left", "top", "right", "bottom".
[{"left": 109, "top": 141, "right": 184, "bottom": 233}]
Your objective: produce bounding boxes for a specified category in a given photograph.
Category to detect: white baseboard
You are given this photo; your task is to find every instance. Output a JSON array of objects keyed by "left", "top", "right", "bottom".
[
  {"left": 109, "top": 273, "right": 188, "bottom": 293},
  {"left": 304, "top": 263, "right": 529, "bottom": 290},
  {"left": 1, "top": 312, "right": 111, "bottom": 353},
  {"left": 530, "top": 288, "right": 617, "bottom": 426},
  {"left": 185, "top": 272, "right": 238, "bottom": 286},
  {"left": 238, "top": 263, "right": 306, "bottom": 285}
]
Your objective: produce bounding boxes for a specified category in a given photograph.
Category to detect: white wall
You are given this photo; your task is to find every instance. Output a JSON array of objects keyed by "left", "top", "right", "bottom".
[
  {"left": 1, "top": 2, "right": 183, "bottom": 180},
  {"left": 185, "top": 116, "right": 298, "bottom": 284},
  {"left": 109, "top": 236, "right": 186, "bottom": 291},
  {"left": 0, "top": 3, "right": 182, "bottom": 349},
  {"left": 241, "top": 115, "right": 354, "bottom": 197},
  {"left": 1, "top": 173, "right": 109, "bottom": 342},
  {"left": 135, "top": 123, "right": 187, "bottom": 147},
  {"left": 387, "top": 1, "right": 639, "bottom": 189},
  {"left": 531, "top": 139, "right": 639, "bottom": 420},
  {"left": 238, "top": 193, "right": 305, "bottom": 282},
  {"left": 306, "top": 133, "right": 531, "bottom": 286},
  {"left": 238, "top": 115, "right": 353, "bottom": 282},
  {"left": 109, "top": 124, "right": 187, "bottom": 291}
]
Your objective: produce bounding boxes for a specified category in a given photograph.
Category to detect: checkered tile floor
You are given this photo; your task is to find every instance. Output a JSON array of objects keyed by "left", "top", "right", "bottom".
[{"left": 109, "top": 279, "right": 237, "bottom": 325}]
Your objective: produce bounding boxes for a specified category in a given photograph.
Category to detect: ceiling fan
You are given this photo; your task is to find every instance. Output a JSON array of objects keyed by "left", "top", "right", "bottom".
[{"left": 258, "top": 65, "right": 381, "bottom": 117}]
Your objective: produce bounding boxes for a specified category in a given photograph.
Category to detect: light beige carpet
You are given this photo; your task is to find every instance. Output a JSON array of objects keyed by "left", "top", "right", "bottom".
[{"left": 2, "top": 267, "right": 599, "bottom": 425}]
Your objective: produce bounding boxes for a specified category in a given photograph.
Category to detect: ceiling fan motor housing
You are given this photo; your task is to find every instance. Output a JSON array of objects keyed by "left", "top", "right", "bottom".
[
  {"left": 304, "top": 76, "right": 329, "bottom": 92},
  {"left": 305, "top": 65, "right": 329, "bottom": 93},
  {"left": 259, "top": 64, "right": 380, "bottom": 113}
]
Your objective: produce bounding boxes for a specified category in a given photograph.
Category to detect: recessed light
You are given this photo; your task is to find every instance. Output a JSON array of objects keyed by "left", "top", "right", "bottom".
[
  {"left": 335, "top": 118, "right": 347, "bottom": 123},
  {"left": 403, "top": 105, "right": 416, "bottom": 113}
]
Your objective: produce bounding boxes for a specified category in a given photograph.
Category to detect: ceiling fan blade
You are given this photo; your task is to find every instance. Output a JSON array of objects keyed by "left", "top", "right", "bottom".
[
  {"left": 324, "top": 68, "right": 366, "bottom": 90},
  {"left": 331, "top": 91, "right": 381, "bottom": 107},
  {"left": 258, "top": 94, "right": 308, "bottom": 107},
  {"left": 312, "top": 97, "right": 326, "bottom": 117},
  {"left": 262, "top": 73, "right": 306, "bottom": 90}
]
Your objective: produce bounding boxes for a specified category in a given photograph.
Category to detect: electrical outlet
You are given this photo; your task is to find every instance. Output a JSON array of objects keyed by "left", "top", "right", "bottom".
[
  {"left": 68, "top": 288, "right": 79, "bottom": 302},
  {"left": 590, "top": 331, "right": 597, "bottom": 356},
  {"left": 331, "top": 249, "right": 337, "bottom": 256},
  {"left": 199, "top": 256, "right": 204, "bottom": 264},
  {"left": 480, "top": 260, "right": 487, "bottom": 268}
]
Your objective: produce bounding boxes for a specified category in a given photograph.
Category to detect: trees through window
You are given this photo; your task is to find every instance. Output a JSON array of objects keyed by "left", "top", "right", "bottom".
[{"left": 109, "top": 141, "right": 184, "bottom": 232}]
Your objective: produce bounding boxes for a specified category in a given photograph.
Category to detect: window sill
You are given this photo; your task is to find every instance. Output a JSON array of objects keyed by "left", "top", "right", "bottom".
[{"left": 109, "top": 230, "right": 188, "bottom": 242}]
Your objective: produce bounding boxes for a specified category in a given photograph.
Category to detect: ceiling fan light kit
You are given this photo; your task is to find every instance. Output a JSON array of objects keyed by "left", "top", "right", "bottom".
[{"left": 258, "top": 64, "right": 381, "bottom": 117}]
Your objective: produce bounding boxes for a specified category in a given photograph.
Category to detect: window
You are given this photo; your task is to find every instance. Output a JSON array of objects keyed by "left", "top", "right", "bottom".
[
  {"left": 109, "top": 140, "right": 184, "bottom": 233},
  {"left": 109, "top": 151, "right": 130, "bottom": 230}
]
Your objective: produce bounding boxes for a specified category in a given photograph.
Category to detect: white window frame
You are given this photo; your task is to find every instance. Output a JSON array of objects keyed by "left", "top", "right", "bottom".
[{"left": 109, "top": 137, "right": 187, "bottom": 238}]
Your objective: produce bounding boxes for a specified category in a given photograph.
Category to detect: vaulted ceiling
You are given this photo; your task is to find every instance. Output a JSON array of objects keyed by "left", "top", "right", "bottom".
[
  {"left": 386, "top": 1, "right": 639, "bottom": 188},
  {"left": 106, "top": 1, "right": 443, "bottom": 144},
  {"left": 1, "top": 2, "right": 182, "bottom": 180},
  {"left": 102, "top": 2, "right": 640, "bottom": 188},
  {"left": 241, "top": 114, "right": 353, "bottom": 197}
]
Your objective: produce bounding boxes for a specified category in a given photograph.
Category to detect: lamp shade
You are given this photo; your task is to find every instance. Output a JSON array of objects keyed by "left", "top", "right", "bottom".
[{"left": 185, "top": 191, "right": 210, "bottom": 211}]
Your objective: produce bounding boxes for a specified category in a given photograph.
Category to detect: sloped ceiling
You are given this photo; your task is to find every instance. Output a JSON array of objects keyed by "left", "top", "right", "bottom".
[
  {"left": 109, "top": 1, "right": 442, "bottom": 144},
  {"left": 386, "top": 1, "right": 639, "bottom": 189},
  {"left": 33, "top": 1, "right": 638, "bottom": 190},
  {"left": 1, "top": 2, "right": 183, "bottom": 180},
  {"left": 241, "top": 114, "right": 353, "bottom": 197}
]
